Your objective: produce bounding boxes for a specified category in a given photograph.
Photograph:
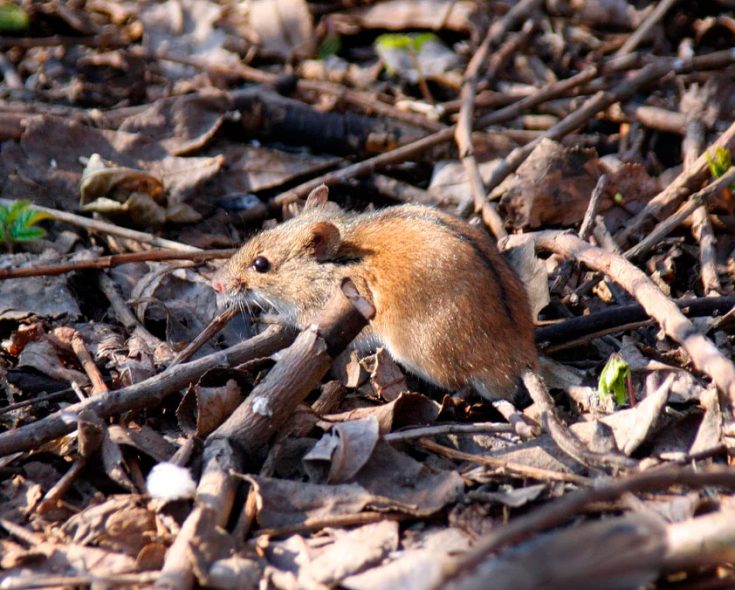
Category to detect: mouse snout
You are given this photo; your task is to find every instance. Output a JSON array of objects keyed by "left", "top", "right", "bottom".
[{"left": 211, "top": 267, "right": 235, "bottom": 294}]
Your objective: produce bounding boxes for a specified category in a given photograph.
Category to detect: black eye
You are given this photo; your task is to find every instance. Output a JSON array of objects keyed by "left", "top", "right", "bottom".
[{"left": 252, "top": 256, "right": 270, "bottom": 273}]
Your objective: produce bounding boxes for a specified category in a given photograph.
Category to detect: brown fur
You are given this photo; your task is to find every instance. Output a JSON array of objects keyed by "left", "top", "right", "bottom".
[{"left": 212, "top": 204, "right": 538, "bottom": 400}]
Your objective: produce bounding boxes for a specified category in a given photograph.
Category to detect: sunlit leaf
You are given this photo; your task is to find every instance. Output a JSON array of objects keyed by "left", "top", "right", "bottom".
[
  {"left": 0, "top": 3, "right": 29, "bottom": 32},
  {"left": 598, "top": 353, "right": 630, "bottom": 406}
]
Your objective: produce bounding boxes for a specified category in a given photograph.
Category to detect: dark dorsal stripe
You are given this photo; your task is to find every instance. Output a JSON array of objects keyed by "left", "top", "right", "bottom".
[{"left": 390, "top": 209, "right": 513, "bottom": 319}]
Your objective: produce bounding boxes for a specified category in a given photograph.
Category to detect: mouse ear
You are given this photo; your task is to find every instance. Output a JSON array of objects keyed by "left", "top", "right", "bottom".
[
  {"left": 303, "top": 221, "right": 340, "bottom": 261},
  {"left": 304, "top": 184, "right": 329, "bottom": 210}
]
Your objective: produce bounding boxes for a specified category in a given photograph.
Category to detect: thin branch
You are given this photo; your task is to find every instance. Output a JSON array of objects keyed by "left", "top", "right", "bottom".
[{"left": 0, "top": 198, "right": 200, "bottom": 253}]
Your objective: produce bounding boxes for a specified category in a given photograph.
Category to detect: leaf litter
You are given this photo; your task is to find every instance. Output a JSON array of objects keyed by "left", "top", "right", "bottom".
[{"left": 1, "top": 0, "right": 735, "bottom": 589}]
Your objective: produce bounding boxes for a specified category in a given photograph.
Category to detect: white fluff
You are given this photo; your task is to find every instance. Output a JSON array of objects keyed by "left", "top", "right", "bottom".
[{"left": 146, "top": 462, "right": 197, "bottom": 501}]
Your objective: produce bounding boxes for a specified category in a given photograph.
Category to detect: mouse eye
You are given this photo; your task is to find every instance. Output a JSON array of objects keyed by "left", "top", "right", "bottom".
[{"left": 252, "top": 256, "right": 270, "bottom": 273}]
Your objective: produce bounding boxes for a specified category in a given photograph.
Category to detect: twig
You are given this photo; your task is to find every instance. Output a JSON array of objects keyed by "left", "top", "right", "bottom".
[
  {"left": 383, "top": 421, "right": 514, "bottom": 442},
  {"left": 616, "top": 117, "right": 735, "bottom": 245},
  {"left": 167, "top": 306, "right": 240, "bottom": 368},
  {"left": 684, "top": 117, "right": 722, "bottom": 295},
  {"left": 578, "top": 175, "right": 608, "bottom": 241},
  {"left": 522, "top": 369, "right": 635, "bottom": 470},
  {"left": 504, "top": 231, "right": 735, "bottom": 414},
  {"left": 0, "top": 198, "right": 200, "bottom": 253},
  {"left": 435, "top": 464, "right": 735, "bottom": 588},
  {"left": 97, "top": 273, "right": 169, "bottom": 357},
  {"left": 0, "top": 326, "right": 295, "bottom": 457},
  {"left": 0, "top": 249, "right": 234, "bottom": 280},
  {"left": 454, "top": 0, "right": 540, "bottom": 234},
  {"left": 623, "top": 166, "right": 735, "bottom": 259},
  {"left": 535, "top": 295, "right": 735, "bottom": 345},
  {"left": 157, "top": 281, "right": 375, "bottom": 590},
  {"left": 257, "top": 512, "right": 408, "bottom": 538},
  {"left": 485, "top": 59, "right": 709, "bottom": 198},
  {"left": 615, "top": 0, "right": 680, "bottom": 56},
  {"left": 418, "top": 438, "right": 591, "bottom": 485},
  {"left": 70, "top": 331, "right": 108, "bottom": 395}
]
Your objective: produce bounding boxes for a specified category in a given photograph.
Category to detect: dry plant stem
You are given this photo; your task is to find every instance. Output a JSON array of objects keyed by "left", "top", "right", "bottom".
[
  {"left": 617, "top": 116, "right": 735, "bottom": 245},
  {"left": 578, "top": 174, "right": 608, "bottom": 241},
  {"left": 168, "top": 306, "right": 240, "bottom": 368},
  {"left": 384, "top": 422, "right": 514, "bottom": 442},
  {"left": 364, "top": 174, "right": 437, "bottom": 205},
  {"left": 454, "top": 0, "right": 540, "bottom": 231},
  {"left": 159, "top": 284, "right": 373, "bottom": 590},
  {"left": 0, "top": 249, "right": 234, "bottom": 280},
  {"left": 419, "top": 438, "right": 591, "bottom": 485},
  {"left": 155, "top": 438, "right": 240, "bottom": 590},
  {"left": 0, "top": 573, "right": 159, "bottom": 590},
  {"left": 97, "top": 272, "right": 165, "bottom": 354},
  {"left": 684, "top": 119, "right": 722, "bottom": 295},
  {"left": 436, "top": 465, "right": 735, "bottom": 588},
  {"left": 507, "top": 231, "right": 735, "bottom": 414},
  {"left": 492, "top": 399, "right": 540, "bottom": 439},
  {"left": 209, "top": 279, "right": 374, "bottom": 449},
  {"left": 522, "top": 370, "right": 635, "bottom": 470},
  {"left": 484, "top": 60, "right": 698, "bottom": 197},
  {"left": 0, "top": 326, "right": 294, "bottom": 457},
  {"left": 70, "top": 332, "right": 107, "bottom": 394},
  {"left": 615, "top": 0, "right": 680, "bottom": 56},
  {"left": 624, "top": 166, "right": 735, "bottom": 259},
  {"left": 257, "top": 512, "right": 408, "bottom": 538},
  {"left": 0, "top": 198, "right": 200, "bottom": 253}
]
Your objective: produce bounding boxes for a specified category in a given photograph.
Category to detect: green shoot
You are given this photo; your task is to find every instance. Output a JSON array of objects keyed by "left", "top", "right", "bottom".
[
  {"left": 705, "top": 146, "right": 732, "bottom": 179},
  {"left": 598, "top": 353, "right": 632, "bottom": 406},
  {"left": 0, "top": 200, "right": 53, "bottom": 252}
]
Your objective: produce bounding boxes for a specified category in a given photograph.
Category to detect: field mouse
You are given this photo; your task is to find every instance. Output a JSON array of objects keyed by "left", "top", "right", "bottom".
[{"left": 212, "top": 190, "right": 538, "bottom": 400}]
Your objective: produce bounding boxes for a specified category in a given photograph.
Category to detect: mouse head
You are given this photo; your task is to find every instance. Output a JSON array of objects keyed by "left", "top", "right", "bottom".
[{"left": 212, "top": 209, "right": 345, "bottom": 327}]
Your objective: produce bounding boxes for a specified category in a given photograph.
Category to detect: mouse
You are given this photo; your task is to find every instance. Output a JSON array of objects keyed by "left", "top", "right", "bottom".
[{"left": 212, "top": 189, "right": 538, "bottom": 400}]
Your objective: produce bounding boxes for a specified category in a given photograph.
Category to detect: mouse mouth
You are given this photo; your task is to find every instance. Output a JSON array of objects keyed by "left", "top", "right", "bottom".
[{"left": 218, "top": 289, "right": 288, "bottom": 322}]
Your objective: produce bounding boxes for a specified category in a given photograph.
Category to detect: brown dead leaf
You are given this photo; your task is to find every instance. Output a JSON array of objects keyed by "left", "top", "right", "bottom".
[
  {"left": 304, "top": 417, "right": 380, "bottom": 484},
  {"left": 322, "top": 391, "right": 441, "bottom": 433},
  {"left": 342, "top": 527, "right": 470, "bottom": 590},
  {"left": 495, "top": 139, "right": 604, "bottom": 229},
  {"left": 139, "top": 0, "right": 240, "bottom": 76},
  {"left": 266, "top": 520, "right": 399, "bottom": 586},
  {"left": 177, "top": 379, "right": 244, "bottom": 437},
  {"left": 108, "top": 424, "right": 178, "bottom": 463},
  {"left": 119, "top": 91, "right": 231, "bottom": 156},
  {"left": 360, "top": 348, "right": 408, "bottom": 401},
  {"left": 0, "top": 257, "right": 81, "bottom": 322},
  {"left": 502, "top": 240, "right": 550, "bottom": 320},
  {"left": 0, "top": 116, "right": 223, "bottom": 212},
  {"left": 17, "top": 339, "right": 88, "bottom": 386},
  {"left": 247, "top": 0, "right": 315, "bottom": 60}
]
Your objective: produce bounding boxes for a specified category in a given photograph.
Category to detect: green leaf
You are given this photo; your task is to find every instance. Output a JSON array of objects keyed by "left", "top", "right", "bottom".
[
  {"left": 375, "top": 32, "right": 440, "bottom": 53},
  {"left": 9, "top": 226, "right": 46, "bottom": 241},
  {"left": 705, "top": 147, "right": 732, "bottom": 179},
  {"left": 598, "top": 352, "right": 631, "bottom": 406},
  {"left": 412, "top": 32, "right": 439, "bottom": 51},
  {"left": 0, "top": 3, "right": 29, "bottom": 32},
  {"left": 375, "top": 33, "right": 414, "bottom": 52},
  {"left": 4, "top": 199, "right": 31, "bottom": 225},
  {"left": 318, "top": 34, "right": 341, "bottom": 60},
  {"left": 613, "top": 192, "right": 624, "bottom": 205}
]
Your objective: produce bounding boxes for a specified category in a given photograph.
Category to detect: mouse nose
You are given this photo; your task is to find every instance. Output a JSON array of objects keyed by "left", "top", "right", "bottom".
[{"left": 211, "top": 269, "right": 230, "bottom": 293}]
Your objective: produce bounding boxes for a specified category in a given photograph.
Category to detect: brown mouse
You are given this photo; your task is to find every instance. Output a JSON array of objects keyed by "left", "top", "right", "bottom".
[{"left": 212, "top": 194, "right": 538, "bottom": 400}]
